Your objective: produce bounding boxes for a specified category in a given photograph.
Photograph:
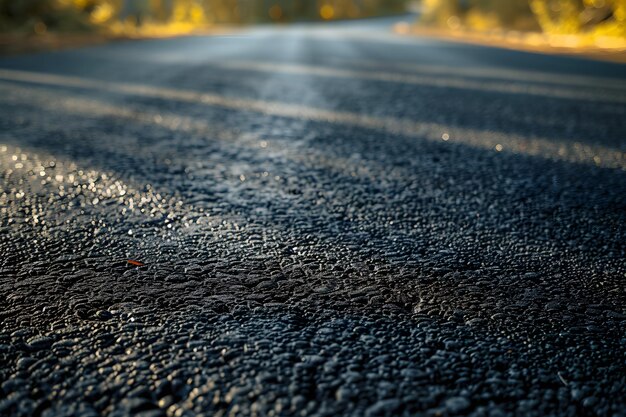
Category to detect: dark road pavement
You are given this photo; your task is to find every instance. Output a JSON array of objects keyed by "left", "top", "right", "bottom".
[{"left": 0, "top": 16, "right": 625, "bottom": 417}]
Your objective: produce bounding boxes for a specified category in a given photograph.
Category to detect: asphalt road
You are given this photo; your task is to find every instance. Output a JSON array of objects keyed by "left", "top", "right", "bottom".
[{"left": 1, "top": 16, "right": 625, "bottom": 417}]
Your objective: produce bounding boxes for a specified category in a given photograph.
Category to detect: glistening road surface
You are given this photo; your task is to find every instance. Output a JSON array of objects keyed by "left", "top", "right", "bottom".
[{"left": 1, "top": 16, "right": 625, "bottom": 417}]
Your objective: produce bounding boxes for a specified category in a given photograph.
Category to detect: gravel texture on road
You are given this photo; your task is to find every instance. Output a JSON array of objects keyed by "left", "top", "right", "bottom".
[{"left": 1, "top": 17, "right": 625, "bottom": 417}]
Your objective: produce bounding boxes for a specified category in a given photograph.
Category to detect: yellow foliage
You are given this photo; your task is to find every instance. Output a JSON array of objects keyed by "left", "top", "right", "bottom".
[
  {"left": 320, "top": 4, "right": 335, "bottom": 20},
  {"left": 465, "top": 9, "right": 500, "bottom": 31},
  {"left": 269, "top": 5, "right": 283, "bottom": 21},
  {"left": 90, "top": 3, "right": 116, "bottom": 23},
  {"left": 423, "top": 0, "right": 626, "bottom": 39},
  {"left": 72, "top": 0, "right": 89, "bottom": 8},
  {"left": 1, "top": 0, "right": 410, "bottom": 33}
]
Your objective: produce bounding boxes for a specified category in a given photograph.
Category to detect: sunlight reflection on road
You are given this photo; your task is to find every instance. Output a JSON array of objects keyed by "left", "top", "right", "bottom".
[
  {"left": 0, "top": 70, "right": 623, "bottom": 170},
  {"left": 212, "top": 60, "right": 626, "bottom": 103}
]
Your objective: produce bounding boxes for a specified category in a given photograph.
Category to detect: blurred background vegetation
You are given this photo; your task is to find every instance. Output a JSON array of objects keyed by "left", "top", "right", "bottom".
[
  {"left": 421, "top": 0, "right": 626, "bottom": 37},
  {"left": 1, "top": 0, "right": 623, "bottom": 48},
  {"left": 0, "top": 0, "right": 410, "bottom": 34}
]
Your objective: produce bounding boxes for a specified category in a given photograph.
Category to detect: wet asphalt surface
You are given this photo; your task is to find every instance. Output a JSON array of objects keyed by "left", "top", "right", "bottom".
[{"left": 1, "top": 15, "right": 626, "bottom": 417}]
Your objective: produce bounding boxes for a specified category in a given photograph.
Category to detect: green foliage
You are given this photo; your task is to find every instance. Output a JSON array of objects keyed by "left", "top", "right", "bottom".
[{"left": 0, "top": 0, "right": 93, "bottom": 32}]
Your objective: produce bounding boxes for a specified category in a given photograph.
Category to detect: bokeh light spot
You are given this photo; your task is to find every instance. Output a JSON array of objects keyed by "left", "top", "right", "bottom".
[{"left": 320, "top": 5, "right": 335, "bottom": 20}]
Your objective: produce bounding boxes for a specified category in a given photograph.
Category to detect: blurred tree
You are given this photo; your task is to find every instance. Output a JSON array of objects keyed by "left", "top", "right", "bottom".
[
  {"left": 531, "top": 0, "right": 626, "bottom": 35},
  {"left": 1, "top": 0, "right": 411, "bottom": 32},
  {"left": 120, "top": 0, "right": 150, "bottom": 25},
  {"left": 421, "top": 0, "right": 626, "bottom": 37},
  {"left": 530, "top": 0, "right": 583, "bottom": 33},
  {"left": 0, "top": 0, "right": 92, "bottom": 31}
]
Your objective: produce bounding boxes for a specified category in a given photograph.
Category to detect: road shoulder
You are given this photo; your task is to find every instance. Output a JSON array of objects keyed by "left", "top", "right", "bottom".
[
  {"left": 395, "top": 23, "right": 626, "bottom": 64},
  {"left": 0, "top": 26, "right": 237, "bottom": 55}
]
